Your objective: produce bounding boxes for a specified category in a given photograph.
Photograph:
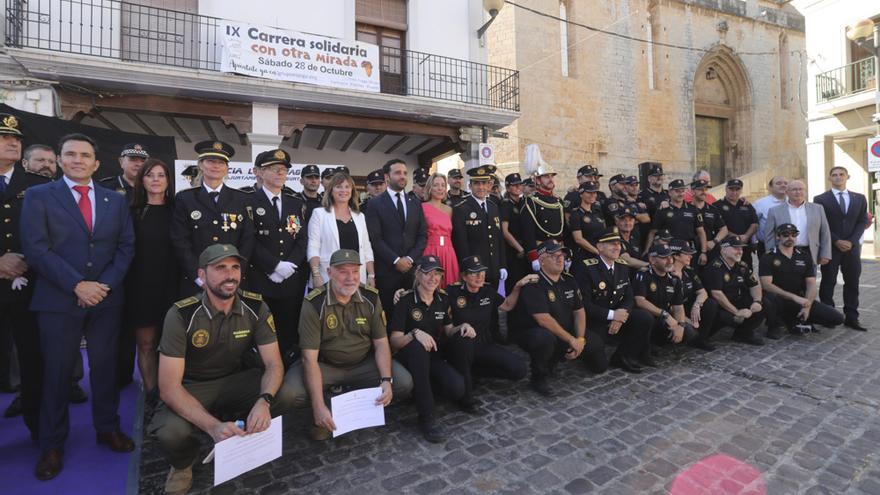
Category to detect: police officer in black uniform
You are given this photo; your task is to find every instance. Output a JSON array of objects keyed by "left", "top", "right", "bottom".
[
  {"left": 637, "top": 162, "right": 669, "bottom": 219},
  {"left": 689, "top": 179, "right": 728, "bottom": 259},
  {"left": 408, "top": 167, "right": 428, "bottom": 203},
  {"left": 603, "top": 174, "right": 648, "bottom": 227},
  {"left": 717, "top": 179, "right": 758, "bottom": 261},
  {"left": 296, "top": 164, "right": 323, "bottom": 221},
  {"left": 568, "top": 182, "right": 606, "bottom": 262},
  {"left": 669, "top": 240, "right": 719, "bottom": 350},
  {"left": 445, "top": 256, "right": 530, "bottom": 409},
  {"left": 320, "top": 166, "right": 335, "bottom": 192},
  {"left": 702, "top": 235, "right": 766, "bottom": 345},
  {"left": 571, "top": 229, "right": 652, "bottom": 374},
  {"left": 563, "top": 165, "right": 606, "bottom": 212},
  {"left": 522, "top": 177, "right": 535, "bottom": 197},
  {"left": 759, "top": 223, "right": 844, "bottom": 338},
  {"left": 445, "top": 168, "right": 470, "bottom": 207},
  {"left": 634, "top": 244, "right": 696, "bottom": 361},
  {"left": 510, "top": 241, "right": 586, "bottom": 396},
  {"left": 488, "top": 175, "right": 503, "bottom": 207},
  {"left": 170, "top": 140, "right": 254, "bottom": 296},
  {"left": 360, "top": 169, "right": 386, "bottom": 212},
  {"left": 0, "top": 113, "right": 51, "bottom": 437},
  {"left": 98, "top": 143, "right": 149, "bottom": 198},
  {"left": 520, "top": 164, "right": 565, "bottom": 272},
  {"left": 246, "top": 149, "right": 308, "bottom": 363},
  {"left": 452, "top": 165, "right": 506, "bottom": 285},
  {"left": 500, "top": 173, "right": 528, "bottom": 295},
  {"left": 614, "top": 207, "right": 648, "bottom": 270},
  {"left": 646, "top": 179, "right": 707, "bottom": 264}
]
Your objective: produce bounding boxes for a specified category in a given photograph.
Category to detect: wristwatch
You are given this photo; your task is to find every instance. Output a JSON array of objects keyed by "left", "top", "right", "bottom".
[
  {"left": 258, "top": 393, "right": 275, "bottom": 405},
  {"left": 379, "top": 377, "right": 394, "bottom": 384}
]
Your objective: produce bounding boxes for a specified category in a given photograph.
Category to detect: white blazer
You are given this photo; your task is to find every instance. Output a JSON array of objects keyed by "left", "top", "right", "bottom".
[{"left": 307, "top": 206, "right": 374, "bottom": 283}]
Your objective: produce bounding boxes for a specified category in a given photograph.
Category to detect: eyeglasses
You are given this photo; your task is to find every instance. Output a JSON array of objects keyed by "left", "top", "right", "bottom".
[{"left": 779, "top": 232, "right": 798, "bottom": 238}]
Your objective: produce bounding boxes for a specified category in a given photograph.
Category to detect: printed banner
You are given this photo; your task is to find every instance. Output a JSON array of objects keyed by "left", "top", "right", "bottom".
[
  {"left": 174, "top": 161, "right": 338, "bottom": 194},
  {"left": 220, "top": 21, "right": 381, "bottom": 93}
]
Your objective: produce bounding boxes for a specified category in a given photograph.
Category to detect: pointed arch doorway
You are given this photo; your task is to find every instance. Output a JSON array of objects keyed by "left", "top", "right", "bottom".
[{"left": 693, "top": 46, "right": 752, "bottom": 183}]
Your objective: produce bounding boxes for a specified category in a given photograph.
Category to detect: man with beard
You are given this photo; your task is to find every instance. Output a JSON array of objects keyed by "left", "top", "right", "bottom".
[
  {"left": 98, "top": 143, "right": 149, "bottom": 197},
  {"left": 520, "top": 144, "right": 566, "bottom": 272},
  {"left": 689, "top": 179, "right": 728, "bottom": 260},
  {"left": 21, "top": 144, "right": 57, "bottom": 178},
  {"left": 500, "top": 173, "right": 528, "bottom": 295},
  {"left": 760, "top": 224, "right": 843, "bottom": 338},
  {"left": 150, "top": 244, "right": 294, "bottom": 495},
  {"left": 702, "top": 235, "right": 766, "bottom": 345},
  {"left": 717, "top": 179, "right": 758, "bottom": 261},
  {"left": 296, "top": 164, "right": 323, "bottom": 221},
  {"left": 645, "top": 179, "right": 707, "bottom": 265},
  {"left": 445, "top": 168, "right": 470, "bottom": 206},
  {"left": 637, "top": 163, "right": 669, "bottom": 220}
]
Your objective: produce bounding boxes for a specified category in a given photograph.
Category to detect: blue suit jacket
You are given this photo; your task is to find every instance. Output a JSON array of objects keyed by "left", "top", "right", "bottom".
[
  {"left": 21, "top": 178, "right": 134, "bottom": 312},
  {"left": 814, "top": 189, "right": 868, "bottom": 245},
  {"left": 365, "top": 190, "right": 427, "bottom": 272}
]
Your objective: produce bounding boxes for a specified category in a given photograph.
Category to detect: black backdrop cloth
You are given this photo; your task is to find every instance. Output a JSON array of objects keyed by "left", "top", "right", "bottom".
[{"left": 1, "top": 103, "right": 177, "bottom": 183}]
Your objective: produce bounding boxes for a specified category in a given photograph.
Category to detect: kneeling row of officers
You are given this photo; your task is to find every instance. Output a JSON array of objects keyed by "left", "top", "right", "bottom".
[{"left": 153, "top": 221, "right": 844, "bottom": 493}]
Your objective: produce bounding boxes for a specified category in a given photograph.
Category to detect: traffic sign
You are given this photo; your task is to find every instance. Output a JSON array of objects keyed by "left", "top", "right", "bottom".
[
  {"left": 479, "top": 143, "right": 495, "bottom": 166},
  {"left": 869, "top": 137, "right": 880, "bottom": 172}
]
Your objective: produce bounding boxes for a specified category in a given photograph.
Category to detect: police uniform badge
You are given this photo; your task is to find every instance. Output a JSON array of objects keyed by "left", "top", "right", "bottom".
[
  {"left": 547, "top": 291, "right": 556, "bottom": 302},
  {"left": 3, "top": 115, "right": 18, "bottom": 130},
  {"left": 649, "top": 282, "right": 657, "bottom": 292},
  {"left": 722, "top": 204, "right": 730, "bottom": 211},
  {"left": 583, "top": 216, "right": 591, "bottom": 223},
  {"left": 286, "top": 215, "right": 301, "bottom": 235},
  {"left": 256, "top": 207, "right": 266, "bottom": 216},
  {"left": 773, "top": 259, "right": 781, "bottom": 267},
  {"left": 411, "top": 308, "right": 423, "bottom": 321},
  {"left": 274, "top": 150, "right": 285, "bottom": 160},
  {"left": 191, "top": 210, "right": 202, "bottom": 220},
  {"left": 212, "top": 141, "right": 223, "bottom": 151},
  {"left": 469, "top": 212, "right": 477, "bottom": 219},
  {"left": 723, "top": 273, "right": 731, "bottom": 282},
  {"left": 456, "top": 296, "right": 467, "bottom": 309},
  {"left": 326, "top": 314, "right": 338, "bottom": 330},
  {"left": 598, "top": 281, "right": 606, "bottom": 290},
  {"left": 192, "top": 329, "right": 210, "bottom": 348}
]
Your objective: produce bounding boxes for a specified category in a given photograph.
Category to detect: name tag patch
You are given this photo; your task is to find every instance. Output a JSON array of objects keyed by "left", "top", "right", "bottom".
[{"left": 233, "top": 329, "right": 251, "bottom": 339}]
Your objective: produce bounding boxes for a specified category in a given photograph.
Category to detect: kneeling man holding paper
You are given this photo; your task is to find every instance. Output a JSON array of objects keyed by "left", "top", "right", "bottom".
[
  {"left": 149, "top": 244, "right": 294, "bottom": 495},
  {"left": 284, "top": 249, "right": 413, "bottom": 441}
]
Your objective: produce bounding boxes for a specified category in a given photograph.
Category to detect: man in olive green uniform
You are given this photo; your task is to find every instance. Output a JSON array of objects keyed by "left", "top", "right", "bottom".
[
  {"left": 284, "top": 249, "right": 413, "bottom": 440},
  {"left": 149, "top": 245, "right": 294, "bottom": 495}
]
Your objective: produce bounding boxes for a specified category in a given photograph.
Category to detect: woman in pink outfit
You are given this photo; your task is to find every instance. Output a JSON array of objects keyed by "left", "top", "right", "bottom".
[{"left": 421, "top": 173, "right": 459, "bottom": 287}]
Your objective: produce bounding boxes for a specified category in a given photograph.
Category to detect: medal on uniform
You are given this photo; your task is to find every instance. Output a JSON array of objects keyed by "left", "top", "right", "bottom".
[
  {"left": 191, "top": 210, "right": 202, "bottom": 220},
  {"left": 286, "top": 215, "right": 301, "bottom": 235},
  {"left": 221, "top": 213, "right": 230, "bottom": 232},
  {"left": 229, "top": 213, "right": 238, "bottom": 230}
]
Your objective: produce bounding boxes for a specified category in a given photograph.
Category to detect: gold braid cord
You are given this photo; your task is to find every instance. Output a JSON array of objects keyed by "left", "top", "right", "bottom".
[{"left": 524, "top": 195, "right": 565, "bottom": 238}]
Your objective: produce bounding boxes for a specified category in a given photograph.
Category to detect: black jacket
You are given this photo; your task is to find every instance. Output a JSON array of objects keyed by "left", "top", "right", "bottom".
[{"left": 246, "top": 188, "right": 308, "bottom": 298}]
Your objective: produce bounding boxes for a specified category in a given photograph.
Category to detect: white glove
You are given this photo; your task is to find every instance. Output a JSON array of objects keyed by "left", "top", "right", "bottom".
[
  {"left": 531, "top": 259, "right": 540, "bottom": 272},
  {"left": 268, "top": 272, "right": 285, "bottom": 284},
  {"left": 274, "top": 261, "right": 297, "bottom": 279},
  {"left": 499, "top": 268, "right": 508, "bottom": 281},
  {"left": 195, "top": 277, "right": 204, "bottom": 288},
  {"left": 11, "top": 277, "right": 27, "bottom": 291}
]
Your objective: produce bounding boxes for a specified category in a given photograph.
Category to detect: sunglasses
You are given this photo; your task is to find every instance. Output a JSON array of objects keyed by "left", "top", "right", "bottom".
[{"left": 779, "top": 232, "right": 798, "bottom": 238}]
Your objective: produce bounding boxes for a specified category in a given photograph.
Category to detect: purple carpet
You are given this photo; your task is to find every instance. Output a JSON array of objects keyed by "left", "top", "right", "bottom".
[{"left": 0, "top": 349, "right": 140, "bottom": 495}]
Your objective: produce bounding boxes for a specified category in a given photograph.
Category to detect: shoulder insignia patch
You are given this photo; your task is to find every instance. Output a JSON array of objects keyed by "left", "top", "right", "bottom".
[
  {"left": 712, "top": 260, "right": 722, "bottom": 268},
  {"left": 240, "top": 290, "right": 262, "bottom": 301},
  {"left": 174, "top": 296, "right": 199, "bottom": 308},
  {"left": 305, "top": 287, "right": 325, "bottom": 301},
  {"left": 361, "top": 283, "right": 379, "bottom": 294},
  {"left": 583, "top": 258, "right": 599, "bottom": 266}
]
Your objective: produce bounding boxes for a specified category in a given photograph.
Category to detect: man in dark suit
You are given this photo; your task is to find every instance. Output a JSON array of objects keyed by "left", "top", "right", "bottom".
[
  {"left": 814, "top": 166, "right": 869, "bottom": 330},
  {"left": 0, "top": 113, "right": 51, "bottom": 438},
  {"left": 21, "top": 133, "right": 135, "bottom": 480},
  {"left": 365, "top": 158, "right": 427, "bottom": 314},
  {"left": 170, "top": 141, "right": 254, "bottom": 296},
  {"left": 452, "top": 165, "right": 507, "bottom": 285},
  {"left": 247, "top": 149, "right": 308, "bottom": 364}
]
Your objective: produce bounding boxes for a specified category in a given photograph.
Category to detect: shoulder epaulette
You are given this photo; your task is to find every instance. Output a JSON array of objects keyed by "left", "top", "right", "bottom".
[
  {"left": 438, "top": 289, "right": 447, "bottom": 295},
  {"left": 614, "top": 258, "right": 629, "bottom": 265},
  {"left": 712, "top": 260, "right": 723, "bottom": 268},
  {"left": 399, "top": 289, "right": 413, "bottom": 298},
  {"left": 360, "top": 283, "right": 379, "bottom": 294},
  {"left": 235, "top": 187, "right": 254, "bottom": 194},
  {"left": 178, "top": 186, "right": 200, "bottom": 194},
  {"left": 98, "top": 176, "right": 115, "bottom": 182},
  {"left": 174, "top": 296, "right": 199, "bottom": 308},
  {"left": 736, "top": 261, "right": 748, "bottom": 268},
  {"left": 240, "top": 290, "right": 262, "bottom": 301},
  {"left": 305, "top": 286, "right": 326, "bottom": 301},
  {"left": 23, "top": 171, "right": 51, "bottom": 182},
  {"left": 583, "top": 258, "right": 599, "bottom": 266},
  {"left": 449, "top": 281, "right": 462, "bottom": 287}
]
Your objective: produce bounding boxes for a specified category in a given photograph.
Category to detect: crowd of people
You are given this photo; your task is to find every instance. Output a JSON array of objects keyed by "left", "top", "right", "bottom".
[{"left": 0, "top": 112, "right": 870, "bottom": 494}]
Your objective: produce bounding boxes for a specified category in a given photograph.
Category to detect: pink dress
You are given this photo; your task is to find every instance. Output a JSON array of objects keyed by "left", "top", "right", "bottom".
[{"left": 422, "top": 202, "right": 460, "bottom": 287}]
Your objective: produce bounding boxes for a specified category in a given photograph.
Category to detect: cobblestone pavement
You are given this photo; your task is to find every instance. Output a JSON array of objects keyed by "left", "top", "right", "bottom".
[{"left": 138, "top": 261, "right": 880, "bottom": 494}]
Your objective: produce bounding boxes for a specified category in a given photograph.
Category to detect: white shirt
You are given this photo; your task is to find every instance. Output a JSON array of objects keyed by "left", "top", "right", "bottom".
[
  {"left": 262, "top": 187, "right": 282, "bottom": 219},
  {"left": 204, "top": 182, "right": 224, "bottom": 201},
  {"left": 386, "top": 188, "right": 407, "bottom": 219},
  {"left": 63, "top": 175, "right": 96, "bottom": 227},
  {"left": 600, "top": 257, "right": 616, "bottom": 321},
  {"left": 475, "top": 197, "right": 488, "bottom": 212},
  {"left": 0, "top": 167, "right": 13, "bottom": 190},
  {"left": 831, "top": 188, "right": 850, "bottom": 214},
  {"left": 752, "top": 194, "right": 786, "bottom": 242},
  {"left": 787, "top": 201, "right": 808, "bottom": 246}
]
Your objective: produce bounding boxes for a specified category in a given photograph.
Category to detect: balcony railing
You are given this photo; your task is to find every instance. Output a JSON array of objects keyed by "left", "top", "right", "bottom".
[
  {"left": 816, "top": 57, "right": 876, "bottom": 103},
  {"left": 3, "top": 0, "right": 519, "bottom": 112}
]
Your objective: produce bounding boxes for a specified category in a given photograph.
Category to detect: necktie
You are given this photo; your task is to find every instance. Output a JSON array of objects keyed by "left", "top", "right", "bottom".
[
  {"left": 481, "top": 201, "right": 488, "bottom": 216},
  {"left": 837, "top": 192, "right": 846, "bottom": 214},
  {"left": 208, "top": 191, "right": 220, "bottom": 204},
  {"left": 0, "top": 176, "right": 7, "bottom": 197},
  {"left": 395, "top": 192, "right": 405, "bottom": 224},
  {"left": 72, "top": 185, "right": 92, "bottom": 232},
  {"left": 272, "top": 196, "right": 281, "bottom": 220}
]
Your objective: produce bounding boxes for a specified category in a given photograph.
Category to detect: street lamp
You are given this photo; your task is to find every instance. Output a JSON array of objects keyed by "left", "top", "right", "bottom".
[
  {"left": 477, "top": 0, "right": 505, "bottom": 41},
  {"left": 846, "top": 18, "right": 880, "bottom": 136}
]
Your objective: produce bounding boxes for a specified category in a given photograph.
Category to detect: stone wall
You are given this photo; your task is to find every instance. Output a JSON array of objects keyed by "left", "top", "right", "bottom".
[{"left": 487, "top": 0, "right": 806, "bottom": 197}]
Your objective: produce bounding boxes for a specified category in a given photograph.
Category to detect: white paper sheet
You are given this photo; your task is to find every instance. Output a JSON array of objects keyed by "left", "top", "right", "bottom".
[
  {"left": 213, "top": 416, "right": 283, "bottom": 486},
  {"left": 330, "top": 387, "right": 386, "bottom": 438}
]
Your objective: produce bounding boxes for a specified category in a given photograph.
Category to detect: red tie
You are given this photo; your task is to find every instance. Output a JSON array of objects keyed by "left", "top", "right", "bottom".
[{"left": 73, "top": 185, "right": 93, "bottom": 232}]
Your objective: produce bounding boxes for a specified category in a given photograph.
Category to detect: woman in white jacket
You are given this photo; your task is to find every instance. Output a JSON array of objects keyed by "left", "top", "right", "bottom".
[{"left": 307, "top": 172, "right": 375, "bottom": 287}]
